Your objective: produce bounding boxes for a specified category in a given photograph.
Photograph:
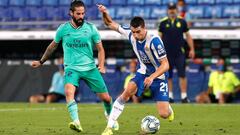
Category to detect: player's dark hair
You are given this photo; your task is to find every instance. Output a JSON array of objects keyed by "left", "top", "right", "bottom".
[
  {"left": 70, "top": 0, "right": 85, "bottom": 12},
  {"left": 130, "top": 16, "right": 145, "bottom": 28}
]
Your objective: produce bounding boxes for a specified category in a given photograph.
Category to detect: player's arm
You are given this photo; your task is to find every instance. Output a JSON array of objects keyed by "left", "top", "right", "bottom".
[
  {"left": 144, "top": 57, "right": 169, "bottom": 87},
  {"left": 185, "top": 32, "right": 195, "bottom": 59},
  {"left": 97, "top": 4, "right": 119, "bottom": 32},
  {"left": 31, "top": 41, "right": 58, "bottom": 68},
  {"left": 96, "top": 42, "right": 106, "bottom": 74},
  {"left": 183, "top": 19, "right": 195, "bottom": 59}
]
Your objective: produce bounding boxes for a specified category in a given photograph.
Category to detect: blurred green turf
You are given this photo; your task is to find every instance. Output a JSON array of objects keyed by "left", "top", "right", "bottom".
[{"left": 0, "top": 103, "right": 240, "bottom": 135}]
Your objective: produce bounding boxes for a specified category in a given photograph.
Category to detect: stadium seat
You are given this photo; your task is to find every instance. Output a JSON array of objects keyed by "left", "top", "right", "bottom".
[
  {"left": 198, "top": 0, "right": 215, "bottom": 4},
  {"left": 81, "top": 0, "right": 92, "bottom": 6},
  {"left": 188, "top": 5, "right": 204, "bottom": 19},
  {"left": 233, "top": 0, "right": 240, "bottom": 3},
  {"left": 215, "top": 0, "right": 233, "bottom": 4},
  {"left": 26, "top": 0, "right": 42, "bottom": 7},
  {"left": 11, "top": 7, "right": 28, "bottom": 21},
  {"left": 42, "top": 0, "right": 58, "bottom": 6},
  {"left": 144, "top": 0, "right": 161, "bottom": 6},
  {"left": 162, "top": 0, "right": 177, "bottom": 5},
  {"left": 115, "top": 7, "right": 132, "bottom": 19},
  {"left": 185, "top": 0, "right": 198, "bottom": 5},
  {"left": 27, "top": 7, "right": 45, "bottom": 21},
  {"left": 9, "top": 0, "right": 25, "bottom": 7},
  {"left": 133, "top": 6, "right": 151, "bottom": 19},
  {"left": 43, "top": 7, "right": 62, "bottom": 20},
  {"left": 0, "top": 7, "right": 12, "bottom": 21},
  {"left": 222, "top": 5, "right": 240, "bottom": 18},
  {"left": 127, "top": 0, "right": 144, "bottom": 5},
  {"left": 59, "top": 6, "right": 70, "bottom": 20},
  {"left": 0, "top": 0, "right": 8, "bottom": 7},
  {"left": 93, "top": 0, "right": 110, "bottom": 5},
  {"left": 97, "top": 7, "right": 116, "bottom": 19},
  {"left": 59, "top": 0, "right": 70, "bottom": 6},
  {"left": 110, "top": 0, "right": 126, "bottom": 5},
  {"left": 150, "top": 6, "right": 167, "bottom": 19},
  {"left": 204, "top": 5, "right": 222, "bottom": 18},
  {"left": 85, "top": 6, "right": 98, "bottom": 20}
]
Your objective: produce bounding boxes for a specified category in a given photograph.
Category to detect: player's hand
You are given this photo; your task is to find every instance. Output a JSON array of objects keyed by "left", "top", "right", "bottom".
[
  {"left": 98, "top": 66, "right": 106, "bottom": 74},
  {"left": 97, "top": 4, "right": 107, "bottom": 13},
  {"left": 144, "top": 77, "right": 153, "bottom": 88},
  {"left": 31, "top": 61, "right": 42, "bottom": 68},
  {"left": 189, "top": 49, "right": 195, "bottom": 59}
]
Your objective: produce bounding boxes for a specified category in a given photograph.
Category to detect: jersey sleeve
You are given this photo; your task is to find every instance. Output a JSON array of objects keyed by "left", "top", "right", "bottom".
[
  {"left": 151, "top": 37, "right": 167, "bottom": 60},
  {"left": 182, "top": 19, "right": 189, "bottom": 33},
  {"left": 54, "top": 24, "right": 64, "bottom": 43},
  {"left": 229, "top": 72, "right": 240, "bottom": 87},
  {"left": 91, "top": 25, "right": 101, "bottom": 45},
  {"left": 118, "top": 25, "right": 131, "bottom": 39}
]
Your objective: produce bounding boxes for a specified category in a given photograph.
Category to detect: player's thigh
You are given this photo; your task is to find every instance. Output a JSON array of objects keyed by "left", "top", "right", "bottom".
[
  {"left": 82, "top": 68, "right": 108, "bottom": 93},
  {"left": 150, "top": 79, "right": 169, "bottom": 102},
  {"left": 130, "top": 72, "right": 146, "bottom": 97},
  {"left": 64, "top": 68, "right": 81, "bottom": 87},
  {"left": 175, "top": 54, "right": 186, "bottom": 77}
]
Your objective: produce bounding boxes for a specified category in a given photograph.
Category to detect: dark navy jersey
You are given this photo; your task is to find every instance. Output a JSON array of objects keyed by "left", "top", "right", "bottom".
[{"left": 158, "top": 16, "right": 189, "bottom": 57}]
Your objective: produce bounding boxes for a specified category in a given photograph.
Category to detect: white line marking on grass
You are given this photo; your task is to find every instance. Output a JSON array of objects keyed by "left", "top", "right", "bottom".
[{"left": 0, "top": 107, "right": 62, "bottom": 112}]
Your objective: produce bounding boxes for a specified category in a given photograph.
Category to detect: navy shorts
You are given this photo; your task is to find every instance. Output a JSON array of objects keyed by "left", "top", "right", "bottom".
[
  {"left": 131, "top": 72, "right": 169, "bottom": 101},
  {"left": 168, "top": 54, "right": 186, "bottom": 78}
]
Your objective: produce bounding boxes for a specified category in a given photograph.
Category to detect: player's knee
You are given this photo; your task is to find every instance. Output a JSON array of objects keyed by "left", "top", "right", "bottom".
[
  {"left": 65, "top": 89, "right": 74, "bottom": 97},
  {"left": 159, "top": 110, "right": 170, "bottom": 119},
  {"left": 101, "top": 94, "right": 111, "bottom": 103}
]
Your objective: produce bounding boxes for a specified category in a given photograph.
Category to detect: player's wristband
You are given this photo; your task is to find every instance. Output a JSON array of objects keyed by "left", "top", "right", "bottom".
[{"left": 39, "top": 60, "right": 44, "bottom": 65}]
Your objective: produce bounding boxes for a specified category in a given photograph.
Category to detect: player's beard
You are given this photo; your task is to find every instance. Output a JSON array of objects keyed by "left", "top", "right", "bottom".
[{"left": 72, "top": 17, "right": 84, "bottom": 27}]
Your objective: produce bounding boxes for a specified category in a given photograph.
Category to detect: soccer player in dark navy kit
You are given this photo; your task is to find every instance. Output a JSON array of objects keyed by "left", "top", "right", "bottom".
[{"left": 158, "top": 3, "right": 195, "bottom": 103}]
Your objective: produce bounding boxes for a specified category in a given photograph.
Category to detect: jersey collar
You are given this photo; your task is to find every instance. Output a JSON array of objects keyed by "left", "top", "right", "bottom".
[{"left": 69, "top": 21, "right": 84, "bottom": 29}]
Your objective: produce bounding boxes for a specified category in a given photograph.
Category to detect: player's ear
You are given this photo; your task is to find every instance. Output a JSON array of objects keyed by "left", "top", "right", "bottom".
[{"left": 69, "top": 10, "right": 74, "bottom": 16}]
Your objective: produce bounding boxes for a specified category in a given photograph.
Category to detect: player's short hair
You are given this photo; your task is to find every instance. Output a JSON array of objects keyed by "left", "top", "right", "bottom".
[
  {"left": 70, "top": 0, "right": 85, "bottom": 12},
  {"left": 130, "top": 16, "right": 145, "bottom": 28}
]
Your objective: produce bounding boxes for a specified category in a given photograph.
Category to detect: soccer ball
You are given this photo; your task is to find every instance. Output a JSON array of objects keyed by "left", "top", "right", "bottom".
[{"left": 141, "top": 115, "right": 160, "bottom": 134}]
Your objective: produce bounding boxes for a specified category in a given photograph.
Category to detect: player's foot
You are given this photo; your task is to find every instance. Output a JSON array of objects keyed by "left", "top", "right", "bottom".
[
  {"left": 69, "top": 122, "right": 83, "bottom": 132},
  {"left": 112, "top": 121, "right": 119, "bottom": 131},
  {"left": 168, "top": 109, "right": 174, "bottom": 122},
  {"left": 101, "top": 127, "right": 113, "bottom": 135},
  {"left": 181, "top": 97, "right": 190, "bottom": 103},
  {"left": 169, "top": 98, "right": 174, "bottom": 103}
]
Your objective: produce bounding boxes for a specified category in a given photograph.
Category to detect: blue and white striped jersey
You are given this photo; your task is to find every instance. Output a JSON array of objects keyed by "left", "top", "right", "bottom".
[{"left": 118, "top": 25, "right": 168, "bottom": 80}]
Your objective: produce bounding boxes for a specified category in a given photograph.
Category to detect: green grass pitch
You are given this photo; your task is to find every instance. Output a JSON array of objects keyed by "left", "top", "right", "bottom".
[{"left": 0, "top": 103, "right": 240, "bottom": 135}]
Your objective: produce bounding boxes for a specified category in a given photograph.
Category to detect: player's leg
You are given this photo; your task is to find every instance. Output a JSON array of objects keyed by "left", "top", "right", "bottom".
[
  {"left": 64, "top": 69, "right": 83, "bottom": 132},
  {"left": 102, "top": 73, "right": 144, "bottom": 135},
  {"left": 102, "top": 81, "right": 138, "bottom": 135},
  {"left": 81, "top": 68, "right": 119, "bottom": 131},
  {"left": 167, "top": 56, "right": 174, "bottom": 103},
  {"left": 82, "top": 68, "right": 113, "bottom": 116},
  {"left": 195, "top": 91, "right": 211, "bottom": 103},
  {"left": 29, "top": 94, "right": 45, "bottom": 103},
  {"left": 45, "top": 93, "right": 58, "bottom": 103},
  {"left": 151, "top": 79, "right": 174, "bottom": 121},
  {"left": 175, "top": 54, "right": 189, "bottom": 103},
  {"left": 156, "top": 102, "right": 174, "bottom": 121}
]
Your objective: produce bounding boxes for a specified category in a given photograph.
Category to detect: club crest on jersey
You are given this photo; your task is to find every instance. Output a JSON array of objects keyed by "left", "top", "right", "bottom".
[{"left": 139, "top": 51, "right": 150, "bottom": 63}]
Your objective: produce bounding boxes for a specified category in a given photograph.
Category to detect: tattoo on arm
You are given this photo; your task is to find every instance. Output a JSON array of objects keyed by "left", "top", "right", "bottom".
[{"left": 40, "top": 41, "right": 58, "bottom": 63}]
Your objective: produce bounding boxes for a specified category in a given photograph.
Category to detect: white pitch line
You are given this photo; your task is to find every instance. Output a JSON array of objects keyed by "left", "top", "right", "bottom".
[{"left": 0, "top": 107, "right": 62, "bottom": 112}]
